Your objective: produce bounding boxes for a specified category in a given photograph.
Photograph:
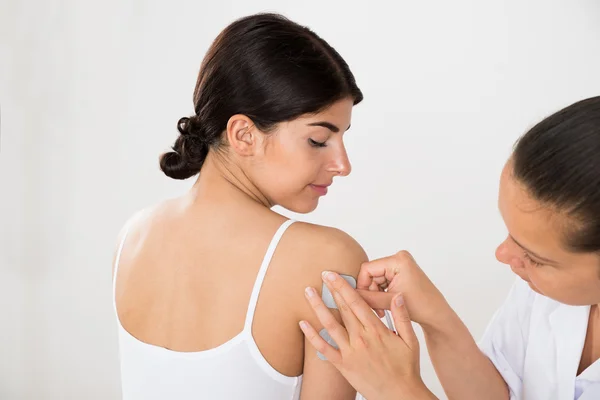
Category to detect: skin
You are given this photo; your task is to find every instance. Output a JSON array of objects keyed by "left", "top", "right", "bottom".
[
  {"left": 114, "top": 98, "right": 374, "bottom": 399},
  {"left": 223, "top": 98, "right": 354, "bottom": 214},
  {"left": 496, "top": 163, "right": 600, "bottom": 306},
  {"left": 300, "top": 271, "right": 437, "bottom": 400},
  {"left": 300, "top": 161, "right": 600, "bottom": 399}
]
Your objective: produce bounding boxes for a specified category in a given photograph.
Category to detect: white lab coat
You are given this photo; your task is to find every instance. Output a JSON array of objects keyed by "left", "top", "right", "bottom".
[{"left": 479, "top": 278, "right": 600, "bottom": 399}]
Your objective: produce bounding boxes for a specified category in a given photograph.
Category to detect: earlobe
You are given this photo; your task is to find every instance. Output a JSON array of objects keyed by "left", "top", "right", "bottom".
[{"left": 226, "top": 114, "right": 256, "bottom": 156}]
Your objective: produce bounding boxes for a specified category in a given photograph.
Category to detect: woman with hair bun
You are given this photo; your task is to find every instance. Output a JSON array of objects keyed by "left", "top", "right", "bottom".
[{"left": 112, "top": 12, "right": 367, "bottom": 400}]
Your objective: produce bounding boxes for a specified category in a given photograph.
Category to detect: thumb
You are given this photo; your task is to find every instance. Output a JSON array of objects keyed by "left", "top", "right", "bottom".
[
  {"left": 391, "top": 294, "right": 418, "bottom": 350},
  {"left": 356, "top": 289, "right": 394, "bottom": 310}
]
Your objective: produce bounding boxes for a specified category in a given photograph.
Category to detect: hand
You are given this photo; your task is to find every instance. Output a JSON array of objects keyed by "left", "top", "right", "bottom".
[
  {"left": 300, "top": 271, "right": 436, "bottom": 400},
  {"left": 358, "top": 251, "right": 451, "bottom": 331}
]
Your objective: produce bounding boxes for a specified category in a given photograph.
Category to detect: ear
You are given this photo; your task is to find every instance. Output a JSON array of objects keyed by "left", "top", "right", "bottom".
[{"left": 226, "top": 114, "right": 260, "bottom": 157}]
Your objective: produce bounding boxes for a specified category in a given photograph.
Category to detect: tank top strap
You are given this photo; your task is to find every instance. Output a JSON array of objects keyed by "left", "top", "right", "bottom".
[{"left": 244, "top": 219, "right": 296, "bottom": 331}]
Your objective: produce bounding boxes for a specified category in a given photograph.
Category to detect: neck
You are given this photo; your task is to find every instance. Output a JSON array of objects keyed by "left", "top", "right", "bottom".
[{"left": 186, "top": 151, "right": 272, "bottom": 209}]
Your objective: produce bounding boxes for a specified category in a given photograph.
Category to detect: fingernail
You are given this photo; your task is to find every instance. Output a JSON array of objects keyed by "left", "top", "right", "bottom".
[
  {"left": 299, "top": 321, "right": 308, "bottom": 330},
  {"left": 395, "top": 295, "right": 404, "bottom": 307},
  {"left": 322, "top": 271, "right": 337, "bottom": 281},
  {"left": 305, "top": 287, "right": 316, "bottom": 298}
]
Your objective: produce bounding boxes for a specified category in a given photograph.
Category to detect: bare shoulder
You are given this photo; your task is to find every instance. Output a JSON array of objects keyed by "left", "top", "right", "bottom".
[
  {"left": 275, "top": 221, "right": 368, "bottom": 319},
  {"left": 111, "top": 202, "right": 170, "bottom": 275},
  {"left": 288, "top": 222, "right": 368, "bottom": 272}
]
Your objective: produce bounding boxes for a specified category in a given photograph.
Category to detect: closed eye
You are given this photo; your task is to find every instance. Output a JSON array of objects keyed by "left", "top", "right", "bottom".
[
  {"left": 309, "top": 138, "right": 327, "bottom": 148},
  {"left": 523, "top": 252, "right": 544, "bottom": 267}
]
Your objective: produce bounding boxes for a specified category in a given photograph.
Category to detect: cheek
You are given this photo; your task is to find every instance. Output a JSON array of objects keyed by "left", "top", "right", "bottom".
[
  {"left": 525, "top": 267, "right": 595, "bottom": 304},
  {"left": 258, "top": 156, "right": 318, "bottom": 201},
  {"left": 277, "top": 140, "right": 318, "bottom": 164},
  {"left": 273, "top": 160, "right": 319, "bottom": 189},
  {"left": 280, "top": 149, "right": 323, "bottom": 183},
  {"left": 526, "top": 263, "right": 560, "bottom": 286},
  {"left": 257, "top": 141, "right": 328, "bottom": 209},
  {"left": 265, "top": 144, "right": 312, "bottom": 177},
  {"left": 522, "top": 266, "right": 545, "bottom": 288}
]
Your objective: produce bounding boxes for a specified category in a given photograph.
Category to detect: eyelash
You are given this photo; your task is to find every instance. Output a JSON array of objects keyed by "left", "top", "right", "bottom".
[
  {"left": 523, "top": 253, "right": 543, "bottom": 267},
  {"left": 309, "top": 139, "right": 327, "bottom": 148}
]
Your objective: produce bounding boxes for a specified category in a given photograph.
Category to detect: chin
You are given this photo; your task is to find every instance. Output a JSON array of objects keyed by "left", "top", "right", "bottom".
[
  {"left": 527, "top": 281, "right": 542, "bottom": 295},
  {"left": 528, "top": 283, "right": 592, "bottom": 306},
  {"left": 281, "top": 199, "right": 319, "bottom": 214}
]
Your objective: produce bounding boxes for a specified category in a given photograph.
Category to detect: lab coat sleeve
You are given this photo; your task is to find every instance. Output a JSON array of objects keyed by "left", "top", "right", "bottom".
[{"left": 477, "top": 278, "right": 536, "bottom": 400}]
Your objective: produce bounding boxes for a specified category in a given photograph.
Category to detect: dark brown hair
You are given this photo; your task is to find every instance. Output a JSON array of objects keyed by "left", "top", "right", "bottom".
[
  {"left": 160, "top": 13, "right": 363, "bottom": 180},
  {"left": 513, "top": 96, "right": 600, "bottom": 253}
]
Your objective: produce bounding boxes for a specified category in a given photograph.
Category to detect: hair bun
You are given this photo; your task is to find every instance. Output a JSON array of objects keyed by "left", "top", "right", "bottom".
[
  {"left": 159, "top": 116, "right": 209, "bottom": 180},
  {"left": 159, "top": 150, "right": 192, "bottom": 180},
  {"left": 178, "top": 117, "right": 193, "bottom": 136}
]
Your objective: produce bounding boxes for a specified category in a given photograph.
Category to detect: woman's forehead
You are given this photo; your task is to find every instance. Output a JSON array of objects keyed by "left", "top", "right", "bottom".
[{"left": 499, "top": 168, "right": 571, "bottom": 256}]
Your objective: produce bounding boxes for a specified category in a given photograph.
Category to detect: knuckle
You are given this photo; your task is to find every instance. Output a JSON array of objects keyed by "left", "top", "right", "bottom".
[
  {"left": 315, "top": 300, "right": 331, "bottom": 311},
  {"left": 369, "top": 326, "right": 385, "bottom": 342},
  {"left": 329, "top": 324, "right": 345, "bottom": 338},
  {"left": 323, "top": 319, "right": 338, "bottom": 331},
  {"left": 357, "top": 267, "right": 370, "bottom": 279},
  {"left": 348, "top": 297, "right": 362, "bottom": 308},
  {"left": 333, "top": 292, "right": 347, "bottom": 308},
  {"left": 308, "top": 296, "right": 321, "bottom": 307},
  {"left": 396, "top": 314, "right": 411, "bottom": 324},
  {"left": 339, "top": 301, "right": 350, "bottom": 313},
  {"left": 323, "top": 321, "right": 336, "bottom": 334},
  {"left": 314, "top": 341, "right": 328, "bottom": 353},
  {"left": 354, "top": 334, "right": 370, "bottom": 349},
  {"left": 395, "top": 250, "right": 412, "bottom": 260},
  {"left": 332, "top": 278, "right": 346, "bottom": 290}
]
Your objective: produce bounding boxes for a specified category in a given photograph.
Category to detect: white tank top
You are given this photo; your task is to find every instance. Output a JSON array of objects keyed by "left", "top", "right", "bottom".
[{"left": 113, "top": 219, "right": 302, "bottom": 400}]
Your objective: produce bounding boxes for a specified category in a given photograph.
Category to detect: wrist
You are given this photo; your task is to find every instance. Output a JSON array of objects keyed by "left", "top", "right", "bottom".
[
  {"left": 405, "top": 379, "right": 434, "bottom": 399},
  {"left": 418, "top": 296, "right": 457, "bottom": 334},
  {"left": 421, "top": 305, "right": 471, "bottom": 348},
  {"left": 381, "top": 378, "right": 435, "bottom": 400}
]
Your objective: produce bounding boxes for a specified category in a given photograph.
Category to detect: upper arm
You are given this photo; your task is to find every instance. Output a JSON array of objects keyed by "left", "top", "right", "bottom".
[
  {"left": 292, "top": 224, "right": 368, "bottom": 400},
  {"left": 477, "top": 278, "right": 535, "bottom": 399}
]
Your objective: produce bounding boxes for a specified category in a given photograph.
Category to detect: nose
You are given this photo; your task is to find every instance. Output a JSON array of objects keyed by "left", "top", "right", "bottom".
[
  {"left": 329, "top": 145, "right": 352, "bottom": 177},
  {"left": 496, "top": 236, "right": 525, "bottom": 271}
]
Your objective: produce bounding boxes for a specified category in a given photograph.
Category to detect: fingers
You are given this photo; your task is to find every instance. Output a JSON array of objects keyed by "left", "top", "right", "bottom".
[
  {"left": 304, "top": 287, "right": 349, "bottom": 347},
  {"left": 299, "top": 320, "right": 342, "bottom": 365},
  {"left": 368, "top": 280, "right": 379, "bottom": 292},
  {"left": 357, "top": 259, "right": 387, "bottom": 290},
  {"left": 330, "top": 288, "right": 364, "bottom": 335},
  {"left": 390, "top": 294, "right": 419, "bottom": 350},
  {"left": 323, "top": 271, "right": 382, "bottom": 330},
  {"left": 357, "top": 256, "right": 402, "bottom": 291},
  {"left": 356, "top": 290, "right": 394, "bottom": 310}
]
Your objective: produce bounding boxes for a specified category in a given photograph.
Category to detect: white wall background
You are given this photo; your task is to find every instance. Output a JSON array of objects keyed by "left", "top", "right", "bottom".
[{"left": 2, "top": 0, "right": 600, "bottom": 398}]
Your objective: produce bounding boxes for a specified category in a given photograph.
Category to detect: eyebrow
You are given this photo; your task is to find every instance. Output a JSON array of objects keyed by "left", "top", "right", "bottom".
[
  {"left": 307, "top": 122, "right": 351, "bottom": 133},
  {"left": 510, "top": 235, "right": 557, "bottom": 264}
]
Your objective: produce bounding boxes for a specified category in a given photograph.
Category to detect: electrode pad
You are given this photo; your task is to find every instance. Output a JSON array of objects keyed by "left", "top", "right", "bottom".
[
  {"left": 321, "top": 274, "right": 357, "bottom": 309},
  {"left": 317, "top": 328, "right": 339, "bottom": 360},
  {"left": 316, "top": 274, "right": 356, "bottom": 360}
]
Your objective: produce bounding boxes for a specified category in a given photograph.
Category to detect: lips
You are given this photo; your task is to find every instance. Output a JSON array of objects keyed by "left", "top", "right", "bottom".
[
  {"left": 512, "top": 270, "right": 542, "bottom": 294},
  {"left": 310, "top": 184, "right": 330, "bottom": 196}
]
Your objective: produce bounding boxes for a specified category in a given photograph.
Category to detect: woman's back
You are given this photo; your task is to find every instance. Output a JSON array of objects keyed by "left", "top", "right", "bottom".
[
  {"left": 114, "top": 165, "right": 367, "bottom": 399},
  {"left": 113, "top": 12, "right": 366, "bottom": 399},
  {"left": 114, "top": 199, "right": 303, "bottom": 399}
]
